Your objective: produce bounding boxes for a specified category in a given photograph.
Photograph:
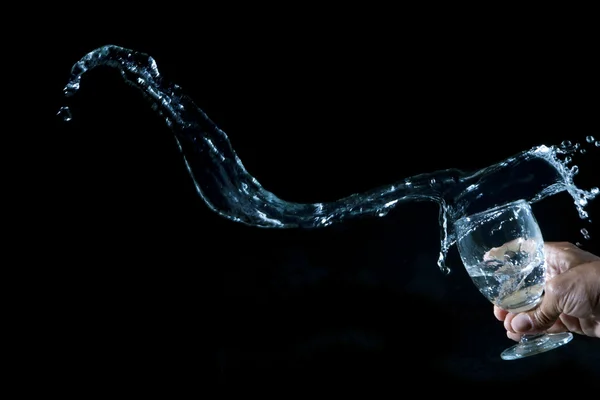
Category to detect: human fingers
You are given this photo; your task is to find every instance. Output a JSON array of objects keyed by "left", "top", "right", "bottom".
[
  {"left": 494, "top": 305, "right": 508, "bottom": 321},
  {"left": 506, "top": 330, "right": 521, "bottom": 342},
  {"left": 557, "top": 314, "right": 584, "bottom": 335},
  {"left": 544, "top": 242, "right": 600, "bottom": 277},
  {"left": 545, "top": 318, "right": 570, "bottom": 334},
  {"left": 506, "top": 317, "right": 569, "bottom": 340},
  {"left": 504, "top": 313, "right": 516, "bottom": 333}
]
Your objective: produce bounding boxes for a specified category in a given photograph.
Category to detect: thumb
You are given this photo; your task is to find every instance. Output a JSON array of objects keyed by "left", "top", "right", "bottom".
[{"left": 511, "top": 282, "right": 563, "bottom": 333}]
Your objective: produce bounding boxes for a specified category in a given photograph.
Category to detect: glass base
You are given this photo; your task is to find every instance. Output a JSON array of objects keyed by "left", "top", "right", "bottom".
[{"left": 500, "top": 332, "right": 573, "bottom": 361}]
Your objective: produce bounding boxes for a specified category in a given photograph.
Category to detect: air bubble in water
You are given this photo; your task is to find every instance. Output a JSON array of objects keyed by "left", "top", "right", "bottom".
[
  {"left": 580, "top": 228, "right": 590, "bottom": 240},
  {"left": 57, "top": 106, "right": 72, "bottom": 122},
  {"left": 586, "top": 135, "right": 595, "bottom": 143}
]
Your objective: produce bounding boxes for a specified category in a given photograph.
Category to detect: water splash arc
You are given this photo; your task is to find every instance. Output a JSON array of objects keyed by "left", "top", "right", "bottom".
[{"left": 59, "top": 44, "right": 599, "bottom": 274}]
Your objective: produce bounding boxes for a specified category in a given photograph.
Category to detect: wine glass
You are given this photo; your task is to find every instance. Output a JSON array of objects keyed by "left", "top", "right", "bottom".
[{"left": 454, "top": 199, "right": 573, "bottom": 360}]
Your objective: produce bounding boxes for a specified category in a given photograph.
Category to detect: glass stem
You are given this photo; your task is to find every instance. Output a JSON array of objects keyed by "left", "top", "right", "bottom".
[{"left": 520, "top": 333, "right": 545, "bottom": 344}]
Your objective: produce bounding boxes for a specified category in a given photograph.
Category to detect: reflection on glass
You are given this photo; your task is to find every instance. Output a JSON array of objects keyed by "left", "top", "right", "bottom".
[{"left": 455, "top": 199, "right": 573, "bottom": 360}]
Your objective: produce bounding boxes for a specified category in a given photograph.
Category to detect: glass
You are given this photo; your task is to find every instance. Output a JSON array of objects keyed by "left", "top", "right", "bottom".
[{"left": 454, "top": 199, "right": 573, "bottom": 360}]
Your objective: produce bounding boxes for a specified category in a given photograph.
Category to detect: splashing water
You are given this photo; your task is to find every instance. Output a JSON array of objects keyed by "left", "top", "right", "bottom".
[{"left": 58, "top": 45, "right": 599, "bottom": 274}]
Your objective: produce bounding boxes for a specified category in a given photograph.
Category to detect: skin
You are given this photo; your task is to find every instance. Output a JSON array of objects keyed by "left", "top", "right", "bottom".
[{"left": 493, "top": 241, "right": 600, "bottom": 340}]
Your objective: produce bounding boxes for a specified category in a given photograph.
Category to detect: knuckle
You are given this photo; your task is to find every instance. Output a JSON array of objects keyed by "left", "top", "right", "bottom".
[{"left": 544, "top": 278, "right": 564, "bottom": 297}]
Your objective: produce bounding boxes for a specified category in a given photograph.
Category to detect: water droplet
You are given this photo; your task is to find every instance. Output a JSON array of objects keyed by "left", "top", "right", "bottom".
[
  {"left": 561, "top": 140, "right": 572, "bottom": 147},
  {"left": 570, "top": 165, "right": 579, "bottom": 175},
  {"left": 57, "top": 106, "right": 72, "bottom": 122},
  {"left": 580, "top": 228, "right": 590, "bottom": 240},
  {"left": 580, "top": 148, "right": 587, "bottom": 154},
  {"left": 63, "top": 80, "right": 80, "bottom": 97},
  {"left": 586, "top": 135, "right": 595, "bottom": 143},
  {"left": 591, "top": 187, "right": 599, "bottom": 195},
  {"left": 576, "top": 242, "right": 583, "bottom": 247},
  {"left": 430, "top": 178, "right": 436, "bottom": 185},
  {"left": 595, "top": 141, "right": 600, "bottom": 147},
  {"left": 565, "top": 156, "right": 572, "bottom": 163}
]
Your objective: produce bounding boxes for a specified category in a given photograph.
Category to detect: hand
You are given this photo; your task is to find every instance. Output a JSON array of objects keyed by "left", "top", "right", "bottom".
[{"left": 493, "top": 241, "right": 600, "bottom": 340}]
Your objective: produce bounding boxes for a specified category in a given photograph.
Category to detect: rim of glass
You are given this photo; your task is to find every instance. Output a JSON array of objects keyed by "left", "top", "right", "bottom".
[{"left": 455, "top": 199, "right": 530, "bottom": 228}]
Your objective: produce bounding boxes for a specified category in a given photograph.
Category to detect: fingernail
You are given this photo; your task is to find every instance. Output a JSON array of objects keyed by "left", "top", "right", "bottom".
[{"left": 512, "top": 314, "right": 533, "bottom": 332}]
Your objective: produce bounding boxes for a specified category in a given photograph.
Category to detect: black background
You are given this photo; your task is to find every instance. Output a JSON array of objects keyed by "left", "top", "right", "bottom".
[{"left": 36, "top": 12, "right": 600, "bottom": 394}]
